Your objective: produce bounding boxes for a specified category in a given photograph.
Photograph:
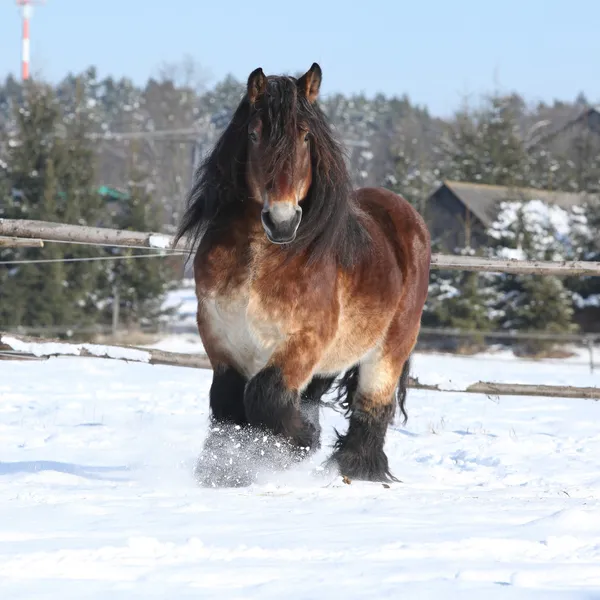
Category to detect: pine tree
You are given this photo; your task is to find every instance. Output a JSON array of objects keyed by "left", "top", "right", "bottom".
[
  {"left": 0, "top": 82, "right": 66, "bottom": 329},
  {"left": 97, "top": 148, "right": 172, "bottom": 329},
  {"left": 429, "top": 94, "right": 530, "bottom": 336},
  {"left": 488, "top": 200, "right": 576, "bottom": 352},
  {"left": 441, "top": 94, "right": 529, "bottom": 187},
  {"left": 566, "top": 198, "right": 600, "bottom": 310},
  {"left": 424, "top": 246, "right": 498, "bottom": 334},
  {"left": 0, "top": 80, "right": 103, "bottom": 331},
  {"left": 19, "top": 158, "right": 69, "bottom": 327},
  {"left": 385, "top": 133, "right": 438, "bottom": 218},
  {"left": 54, "top": 79, "right": 105, "bottom": 327},
  {"left": 532, "top": 129, "right": 600, "bottom": 315}
]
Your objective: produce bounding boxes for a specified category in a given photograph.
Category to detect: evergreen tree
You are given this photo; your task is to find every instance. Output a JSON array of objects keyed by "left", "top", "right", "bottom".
[
  {"left": 0, "top": 80, "right": 103, "bottom": 331},
  {"left": 385, "top": 133, "right": 439, "bottom": 217},
  {"left": 488, "top": 200, "right": 577, "bottom": 351},
  {"left": 423, "top": 246, "right": 498, "bottom": 334},
  {"left": 441, "top": 94, "right": 529, "bottom": 187},
  {"left": 527, "top": 147, "right": 570, "bottom": 191},
  {"left": 533, "top": 129, "right": 600, "bottom": 314},
  {"left": 0, "top": 82, "right": 66, "bottom": 329},
  {"left": 97, "top": 148, "right": 172, "bottom": 328},
  {"left": 566, "top": 198, "right": 600, "bottom": 310},
  {"left": 429, "top": 94, "right": 530, "bottom": 335},
  {"left": 56, "top": 79, "right": 106, "bottom": 327}
]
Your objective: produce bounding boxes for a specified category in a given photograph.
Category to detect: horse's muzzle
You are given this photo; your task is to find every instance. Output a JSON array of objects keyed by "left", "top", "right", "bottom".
[{"left": 261, "top": 202, "right": 302, "bottom": 244}]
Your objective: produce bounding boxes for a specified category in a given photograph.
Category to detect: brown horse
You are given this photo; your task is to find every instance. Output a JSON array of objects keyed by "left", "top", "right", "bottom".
[{"left": 174, "top": 63, "right": 431, "bottom": 485}]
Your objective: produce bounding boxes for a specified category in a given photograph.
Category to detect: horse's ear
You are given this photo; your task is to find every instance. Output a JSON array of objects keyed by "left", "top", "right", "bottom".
[
  {"left": 247, "top": 67, "right": 267, "bottom": 104},
  {"left": 297, "top": 63, "right": 322, "bottom": 103}
]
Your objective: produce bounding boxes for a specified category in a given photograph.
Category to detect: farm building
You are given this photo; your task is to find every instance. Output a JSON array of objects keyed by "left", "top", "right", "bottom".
[{"left": 426, "top": 180, "right": 588, "bottom": 252}]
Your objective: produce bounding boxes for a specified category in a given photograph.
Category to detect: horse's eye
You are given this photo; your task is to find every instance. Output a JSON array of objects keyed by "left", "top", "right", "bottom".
[
  {"left": 249, "top": 131, "right": 259, "bottom": 143},
  {"left": 304, "top": 132, "right": 310, "bottom": 143}
]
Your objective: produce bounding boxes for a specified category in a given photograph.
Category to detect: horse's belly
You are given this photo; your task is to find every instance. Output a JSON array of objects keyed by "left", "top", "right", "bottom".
[
  {"left": 316, "top": 305, "right": 391, "bottom": 376},
  {"left": 201, "top": 295, "right": 281, "bottom": 378},
  {"left": 317, "top": 334, "right": 380, "bottom": 375}
]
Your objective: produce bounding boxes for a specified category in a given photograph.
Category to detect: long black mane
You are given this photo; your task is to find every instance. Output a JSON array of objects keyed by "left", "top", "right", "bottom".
[{"left": 173, "top": 75, "right": 371, "bottom": 268}]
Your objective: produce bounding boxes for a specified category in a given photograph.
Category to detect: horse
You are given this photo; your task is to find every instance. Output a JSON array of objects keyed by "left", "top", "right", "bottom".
[{"left": 174, "top": 63, "right": 431, "bottom": 486}]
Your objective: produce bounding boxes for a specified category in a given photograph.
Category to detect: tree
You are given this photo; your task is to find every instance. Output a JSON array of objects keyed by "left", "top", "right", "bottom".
[
  {"left": 423, "top": 245, "right": 498, "bottom": 337},
  {"left": 97, "top": 147, "right": 172, "bottom": 329},
  {"left": 487, "top": 199, "right": 577, "bottom": 352},
  {"left": 565, "top": 198, "right": 600, "bottom": 311},
  {"left": 0, "top": 82, "right": 67, "bottom": 329},
  {"left": 440, "top": 94, "right": 529, "bottom": 187},
  {"left": 425, "top": 94, "right": 531, "bottom": 337},
  {"left": 0, "top": 79, "right": 103, "bottom": 331},
  {"left": 385, "top": 133, "right": 439, "bottom": 217}
]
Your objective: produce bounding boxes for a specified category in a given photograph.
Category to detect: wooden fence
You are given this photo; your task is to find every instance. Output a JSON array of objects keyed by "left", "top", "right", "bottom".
[
  {"left": 3, "top": 217, "right": 600, "bottom": 275},
  {"left": 1, "top": 217, "right": 599, "bottom": 403}
]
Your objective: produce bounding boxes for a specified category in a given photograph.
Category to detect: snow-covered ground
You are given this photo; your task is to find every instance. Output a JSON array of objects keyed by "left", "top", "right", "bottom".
[
  {"left": 160, "top": 281, "right": 198, "bottom": 330},
  {"left": 1, "top": 337, "right": 600, "bottom": 598}
]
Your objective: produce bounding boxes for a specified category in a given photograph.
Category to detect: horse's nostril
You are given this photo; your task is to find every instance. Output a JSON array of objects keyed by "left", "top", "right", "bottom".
[{"left": 261, "top": 210, "right": 276, "bottom": 232}]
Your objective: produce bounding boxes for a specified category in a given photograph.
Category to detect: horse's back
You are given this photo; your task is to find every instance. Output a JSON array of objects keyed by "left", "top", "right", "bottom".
[
  {"left": 356, "top": 187, "right": 431, "bottom": 270},
  {"left": 356, "top": 186, "right": 431, "bottom": 306}
]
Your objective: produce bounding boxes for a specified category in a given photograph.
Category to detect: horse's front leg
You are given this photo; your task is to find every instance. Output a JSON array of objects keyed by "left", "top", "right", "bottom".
[{"left": 244, "top": 332, "right": 324, "bottom": 453}]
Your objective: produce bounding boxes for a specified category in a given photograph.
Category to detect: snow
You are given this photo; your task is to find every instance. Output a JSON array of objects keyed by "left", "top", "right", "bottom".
[
  {"left": 82, "top": 344, "right": 150, "bottom": 362},
  {"left": 573, "top": 293, "right": 600, "bottom": 309},
  {"left": 1, "top": 336, "right": 82, "bottom": 357},
  {"left": 488, "top": 199, "right": 576, "bottom": 261},
  {"left": 160, "top": 281, "right": 198, "bottom": 328},
  {"left": 1, "top": 335, "right": 151, "bottom": 363},
  {"left": 1, "top": 339, "right": 600, "bottom": 598},
  {"left": 148, "top": 234, "right": 172, "bottom": 250}
]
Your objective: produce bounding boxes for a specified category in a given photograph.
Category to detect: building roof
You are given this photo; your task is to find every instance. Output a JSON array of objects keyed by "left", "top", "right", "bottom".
[
  {"left": 527, "top": 105, "right": 600, "bottom": 148},
  {"left": 437, "top": 180, "right": 588, "bottom": 227}
]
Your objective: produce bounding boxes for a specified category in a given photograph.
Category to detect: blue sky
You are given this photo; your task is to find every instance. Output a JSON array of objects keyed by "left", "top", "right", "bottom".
[{"left": 0, "top": 0, "right": 598, "bottom": 117}]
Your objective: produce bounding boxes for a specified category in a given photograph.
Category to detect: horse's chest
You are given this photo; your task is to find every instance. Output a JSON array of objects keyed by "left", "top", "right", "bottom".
[{"left": 200, "top": 286, "right": 283, "bottom": 377}]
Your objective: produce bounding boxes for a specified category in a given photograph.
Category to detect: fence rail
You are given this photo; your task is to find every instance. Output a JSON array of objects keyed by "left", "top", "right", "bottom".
[
  {"left": 1, "top": 333, "right": 598, "bottom": 402},
  {"left": 430, "top": 253, "right": 600, "bottom": 276},
  {"left": 0, "top": 219, "right": 186, "bottom": 251},
  {"left": 2, "top": 217, "right": 599, "bottom": 403},
  {"left": 419, "top": 327, "right": 600, "bottom": 343},
  {"left": 2, "top": 218, "right": 600, "bottom": 276}
]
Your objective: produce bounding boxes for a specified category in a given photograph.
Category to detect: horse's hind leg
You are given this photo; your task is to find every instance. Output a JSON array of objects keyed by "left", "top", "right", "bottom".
[{"left": 328, "top": 327, "right": 418, "bottom": 482}]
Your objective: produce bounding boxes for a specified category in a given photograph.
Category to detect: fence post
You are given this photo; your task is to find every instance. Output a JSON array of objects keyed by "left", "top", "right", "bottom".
[
  {"left": 112, "top": 285, "right": 120, "bottom": 337},
  {"left": 588, "top": 337, "right": 595, "bottom": 374}
]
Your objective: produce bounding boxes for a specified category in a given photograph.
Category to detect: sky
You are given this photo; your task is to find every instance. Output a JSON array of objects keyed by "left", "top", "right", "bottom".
[{"left": 0, "top": 0, "right": 599, "bottom": 117}]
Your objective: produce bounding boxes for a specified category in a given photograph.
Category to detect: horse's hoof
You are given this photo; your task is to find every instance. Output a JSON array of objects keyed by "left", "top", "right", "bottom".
[
  {"left": 291, "top": 419, "right": 321, "bottom": 454},
  {"left": 326, "top": 446, "right": 399, "bottom": 483}
]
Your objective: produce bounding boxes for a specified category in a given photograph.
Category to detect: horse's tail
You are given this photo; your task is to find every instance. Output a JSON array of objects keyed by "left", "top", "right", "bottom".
[
  {"left": 326, "top": 356, "right": 411, "bottom": 424},
  {"left": 326, "top": 366, "right": 359, "bottom": 415},
  {"left": 395, "top": 356, "right": 411, "bottom": 425}
]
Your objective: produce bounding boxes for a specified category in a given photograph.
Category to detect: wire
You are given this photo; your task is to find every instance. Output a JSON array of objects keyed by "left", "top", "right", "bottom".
[
  {"left": 0, "top": 251, "right": 186, "bottom": 265},
  {"left": 33, "top": 238, "right": 193, "bottom": 252}
]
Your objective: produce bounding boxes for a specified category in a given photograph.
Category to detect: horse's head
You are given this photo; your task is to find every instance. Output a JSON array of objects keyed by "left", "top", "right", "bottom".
[
  {"left": 175, "top": 61, "right": 364, "bottom": 268},
  {"left": 244, "top": 63, "right": 322, "bottom": 244}
]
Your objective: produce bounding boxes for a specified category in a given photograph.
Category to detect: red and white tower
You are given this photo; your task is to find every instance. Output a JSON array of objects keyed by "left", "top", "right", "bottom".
[{"left": 16, "top": 0, "right": 45, "bottom": 81}]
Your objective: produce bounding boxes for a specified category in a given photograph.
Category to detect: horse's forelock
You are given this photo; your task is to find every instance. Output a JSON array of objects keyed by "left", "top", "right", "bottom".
[{"left": 259, "top": 78, "right": 299, "bottom": 179}]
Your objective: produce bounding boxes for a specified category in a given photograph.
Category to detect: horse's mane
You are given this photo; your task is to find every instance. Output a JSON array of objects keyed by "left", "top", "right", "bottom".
[{"left": 174, "top": 75, "right": 371, "bottom": 268}]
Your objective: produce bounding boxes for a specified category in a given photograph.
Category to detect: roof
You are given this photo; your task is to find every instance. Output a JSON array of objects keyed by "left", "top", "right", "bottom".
[
  {"left": 526, "top": 105, "right": 600, "bottom": 149},
  {"left": 435, "top": 180, "right": 588, "bottom": 227}
]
